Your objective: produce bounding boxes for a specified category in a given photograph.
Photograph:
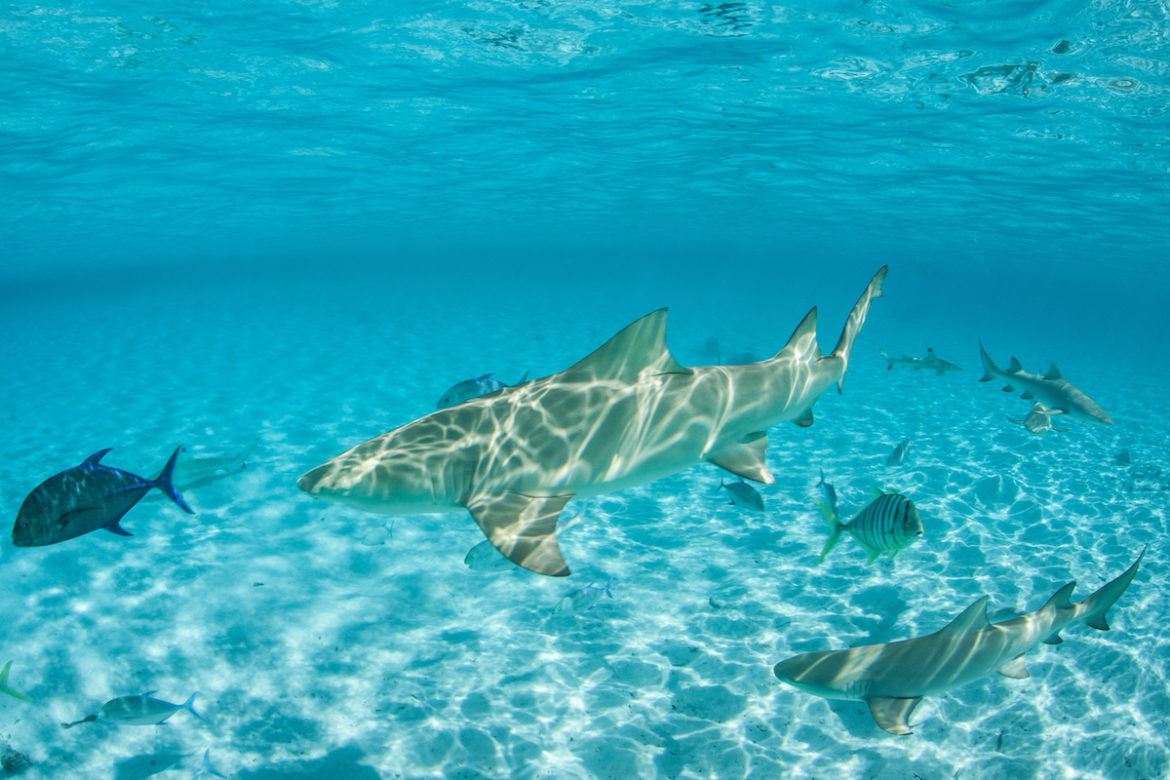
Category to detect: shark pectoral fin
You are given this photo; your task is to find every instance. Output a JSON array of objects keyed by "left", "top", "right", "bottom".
[
  {"left": 707, "top": 432, "right": 774, "bottom": 484},
  {"left": 998, "top": 656, "right": 1030, "bottom": 679},
  {"left": 468, "top": 493, "right": 574, "bottom": 577},
  {"left": 866, "top": 696, "right": 921, "bottom": 736}
]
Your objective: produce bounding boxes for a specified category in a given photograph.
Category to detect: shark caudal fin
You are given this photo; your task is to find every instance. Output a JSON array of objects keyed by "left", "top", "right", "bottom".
[
  {"left": 154, "top": 447, "right": 195, "bottom": 515},
  {"left": 826, "top": 266, "right": 888, "bottom": 392},
  {"left": 978, "top": 342, "right": 1002, "bottom": 382},
  {"left": 1076, "top": 548, "right": 1144, "bottom": 631}
]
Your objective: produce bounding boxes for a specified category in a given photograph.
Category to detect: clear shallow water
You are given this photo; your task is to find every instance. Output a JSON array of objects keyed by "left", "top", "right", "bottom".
[{"left": 2, "top": 1, "right": 1169, "bottom": 778}]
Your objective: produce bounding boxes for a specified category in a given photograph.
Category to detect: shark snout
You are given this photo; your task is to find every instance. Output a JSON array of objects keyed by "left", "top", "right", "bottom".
[{"left": 297, "top": 465, "right": 333, "bottom": 495}]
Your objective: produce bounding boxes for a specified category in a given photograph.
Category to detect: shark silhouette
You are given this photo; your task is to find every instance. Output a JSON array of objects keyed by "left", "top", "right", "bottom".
[
  {"left": 978, "top": 343, "right": 1112, "bottom": 426},
  {"left": 774, "top": 549, "right": 1143, "bottom": 735},
  {"left": 298, "top": 267, "right": 887, "bottom": 576}
]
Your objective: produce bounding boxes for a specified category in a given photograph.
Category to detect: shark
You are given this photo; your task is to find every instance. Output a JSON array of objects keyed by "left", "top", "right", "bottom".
[
  {"left": 298, "top": 267, "right": 887, "bottom": 576},
  {"left": 773, "top": 549, "right": 1144, "bottom": 735},
  {"left": 878, "top": 347, "right": 961, "bottom": 375},
  {"left": 978, "top": 343, "right": 1112, "bottom": 426}
]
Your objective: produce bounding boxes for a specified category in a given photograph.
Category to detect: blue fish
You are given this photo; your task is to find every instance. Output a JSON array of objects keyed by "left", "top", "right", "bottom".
[
  {"left": 12, "top": 447, "right": 193, "bottom": 547},
  {"left": 552, "top": 579, "right": 614, "bottom": 614},
  {"left": 436, "top": 372, "right": 528, "bottom": 409},
  {"left": 62, "top": 691, "right": 202, "bottom": 728},
  {"left": 719, "top": 478, "right": 765, "bottom": 511}
]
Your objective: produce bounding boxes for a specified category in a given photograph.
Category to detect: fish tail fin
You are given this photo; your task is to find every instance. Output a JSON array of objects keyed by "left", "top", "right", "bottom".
[
  {"left": 1076, "top": 548, "right": 1144, "bottom": 631},
  {"left": 155, "top": 447, "right": 195, "bottom": 514},
  {"left": 0, "top": 661, "right": 32, "bottom": 703},
  {"left": 827, "top": 266, "right": 887, "bottom": 393},
  {"left": 815, "top": 501, "right": 842, "bottom": 564},
  {"left": 183, "top": 692, "right": 205, "bottom": 721},
  {"left": 978, "top": 341, "right": 1000, "bottom": 382}
]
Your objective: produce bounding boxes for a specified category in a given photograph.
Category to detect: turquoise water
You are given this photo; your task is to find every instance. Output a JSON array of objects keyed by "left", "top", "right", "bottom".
[{"left": 2, "top": 1, "right": 1168, "bottom": 778}]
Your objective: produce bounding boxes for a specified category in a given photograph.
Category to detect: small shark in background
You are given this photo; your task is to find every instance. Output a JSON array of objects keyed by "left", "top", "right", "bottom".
[
  {"left": 719, "top": 477, "right": 765, "bottom": 512},
  {"left": 299, "top": 268, "right": 888, "bottom": 576},
  {"left": 170, "top": 440, "right": 258, "bottom": 490},
  {"left": 436, "top": 372, "right": 529, "bottom": 409},
  {"left": 978, "top": 343, "right": 1113, "bottom": 426},
  {"left": 878, "top": 348, "right": 961, "bottom": 375},
  {"left": 774, "top": 549, "right": 1144, "bottom": 735},
  {"left": 12, "top": 448, "right": 193, "bottom": 547},
  {"left": 1009, "top": 402, "right": 1070, "bottom": 435},
  {"left": 62, "top": 692, "right": 202, "bottom": 728}
]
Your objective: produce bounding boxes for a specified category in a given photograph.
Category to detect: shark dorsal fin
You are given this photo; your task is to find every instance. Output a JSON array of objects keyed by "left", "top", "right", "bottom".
[
  {"left": 774, "top": 307, "right": 820, "bottom": 360},
  {"left": 940, "top": 596, "right": 991, "bottom": 637},
  {"left": 1045, "top": 362, "right": 1062, "bottom": 380},
  {"left": 1007, "top": 357, "right": 1023, "bottom": 373},
  {"left": 564, "top": 309, "right": 689, "bottom": 381}
]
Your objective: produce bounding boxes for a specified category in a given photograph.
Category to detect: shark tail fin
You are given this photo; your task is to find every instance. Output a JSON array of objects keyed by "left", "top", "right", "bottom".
[
  {"left": 978, "top": 341, "right": 1001, "bottom": 382},
  {"left": 815, "top": 500, "right": 842, "bottom": 564},
  {"left": 154, "top": 447, "right": 195, "bottom": 515},
  {"left": 1076, "top": 548, "right": 1145, "bottom": 631},
  {"left": 827, "top": 266, "right": 887, "bottom": 393}
]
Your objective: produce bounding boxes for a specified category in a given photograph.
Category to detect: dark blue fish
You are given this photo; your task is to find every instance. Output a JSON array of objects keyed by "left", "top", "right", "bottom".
[
  {"left": 12, "top": 447, "right": 193, "bottom": 547},
  {"left": 436, "top": 372, "right": 528, "bottom": 409}
]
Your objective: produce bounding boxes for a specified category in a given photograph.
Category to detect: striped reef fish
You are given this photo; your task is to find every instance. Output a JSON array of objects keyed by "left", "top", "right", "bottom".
[{"left": 817, "top": 490, "right": 922, "bottom": 564}]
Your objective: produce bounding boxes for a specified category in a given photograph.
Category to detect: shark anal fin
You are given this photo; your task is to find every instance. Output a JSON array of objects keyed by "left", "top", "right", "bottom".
[
  {"left": 1020, "top": 392, "right": 1034, "bottom": 400},
  {"left": 468, "top": 493, "right": 574, "bottom": 577},
  {"left": 707, "top": 432, "right": 773, "bottom": 484},
  {"left": 867, "top": 696, "right": 921, "bottom": 736},
  {"left": 998, "top": 656, "right": 1030, "bottom": 679}
]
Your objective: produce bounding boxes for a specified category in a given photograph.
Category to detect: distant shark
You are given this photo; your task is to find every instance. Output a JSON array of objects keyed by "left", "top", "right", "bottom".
[
  {"left": 978, "top": 343, "right": 1113, "bottom": 426},
  {"left": 878, "top": 347, "right": 961, "bottom": 375},
  {"left": 774, "top": 549, "right": 1143, "bottom": 735},
  {"left": 298, "top": 267, "right": 888, "bottom": 576}
]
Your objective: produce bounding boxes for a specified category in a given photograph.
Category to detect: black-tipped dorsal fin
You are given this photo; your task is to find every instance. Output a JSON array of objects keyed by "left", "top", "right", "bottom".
[
  {"left": 563, "top": 309, "right": 689, "bottom": 381},
  {"left": 774, "top": 307, "right": 820, "bottom": 360},
  {"left": 1045, "top": 362, "right": 1063, "bottom": 380},
  {"left": 939, "top": 596, "right": 992, "bottom": 637},
  {"left": 1008, "top": 357, "right": 1023, "bottom": 373}
]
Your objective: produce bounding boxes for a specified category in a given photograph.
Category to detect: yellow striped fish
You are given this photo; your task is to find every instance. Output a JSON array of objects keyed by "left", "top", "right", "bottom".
[{"left": 816, "top": 489, "right": 922, "bottom": 564}]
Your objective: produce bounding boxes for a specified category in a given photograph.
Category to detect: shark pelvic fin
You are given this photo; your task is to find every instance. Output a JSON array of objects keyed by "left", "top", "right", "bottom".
[
  {"left": 468, "top": 493, "right": 574, "bottom": 577},
  {"left": 706, "top": 432, "right": 773, "bottom": 484},
  {"left": 564, "top": 308, "right": 689, "bottom": 382},
  {"left": 997, "top": 656, "right": 1030, "bottom": 679},
  {"left": 940, "top": 596, "right": 992, "bottom": 637},
  {"left": 867, "top": 696, "right": 921, "bottom": 736}
]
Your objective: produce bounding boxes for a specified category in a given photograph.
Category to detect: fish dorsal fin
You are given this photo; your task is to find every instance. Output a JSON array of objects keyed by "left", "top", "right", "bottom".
[
  {"left": 866, "top": 696, "right": 921, "bottom": 736},
  {"left": 467, "top": 492, "right": 574, "bottom": 577},
  {"left": 774, "top": 307, "right": 820, "bottom": 360},
  {"left": 940, "top": 596, "right": 992, "bottom": 637},
  {"left": 1045, "top": 362, "right": 1062, "bottom": 380},
  {"left": 563, "top": 309, "right": 689, "bottom": 381},
  {"left": 82, "top": 449, "right": 113, "bottom": 467},
  {"left": 1007, "top": 357, "right": 1023, "bottom": 373}
]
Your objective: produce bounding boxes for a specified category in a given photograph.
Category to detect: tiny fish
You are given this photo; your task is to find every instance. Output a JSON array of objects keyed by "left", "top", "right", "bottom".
[
  {"left": 436, "top": 372, "right": 528, "bottom": 409},
  {"left": 62, "top": 692, "right": 203, "bottom": 728},
  {"left": 13, "top": 448, "right": 193, "bottom": 547},
  {"left": 1009, "top": 402, "right": 1069, "bottom": 435},
  {"left": 719, "top": 478, "right": 764, "bottom": 512},
  {"left": 170, "top": 440, "right": 258, "bottom": 490},
  {"left": 817, "top": 490, "right": 922, "bottom": 564},
  {"left": 816, "top": 468, "right": 839, "bottom": 520},
  {"left": 886, "top": 439, "right": 912, "bottom": 467},
  {"left": 552, "top": 579, "right": 614, "bottom": 614},
  {"left": 0, "top": 660, "right": 32, "bottom": 702}
]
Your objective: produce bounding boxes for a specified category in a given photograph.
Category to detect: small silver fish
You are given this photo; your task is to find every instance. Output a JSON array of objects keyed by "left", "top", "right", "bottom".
[
  {"left": 817, "top": 491, "right": 923, "bottom": 564},
  {"left": 436, "top": 372, "right": 528, "bottom": 409},
  {"left": 719, "top": 478, "right": 764, "bottom": 511},
  {"left": 552, "top": 579, "right": 614, "bottom": 614},
  {"left": 886, "top": 439, "right": 912, "bottom": 467},
  {"left": 62, "top": 692, "right": 202, "bottom": 728}
]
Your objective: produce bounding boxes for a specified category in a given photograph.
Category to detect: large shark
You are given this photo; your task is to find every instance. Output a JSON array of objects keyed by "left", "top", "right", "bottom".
[
  {"left": 298, "top": 267, "right": 887, "bottom": 576},
  {"left": 978, "top": 343, "right": 1112, "bottom": 426},
  {"left": 773, "top": 549, "right": 1143, "bottom": 735}
]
